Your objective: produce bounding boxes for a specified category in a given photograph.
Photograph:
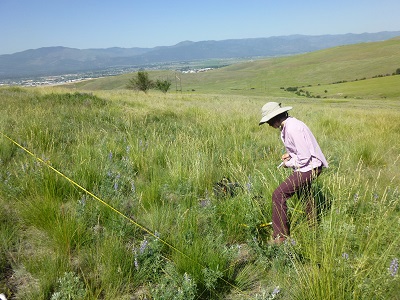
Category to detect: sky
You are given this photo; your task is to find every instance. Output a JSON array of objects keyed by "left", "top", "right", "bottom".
[{"left": 1, "top": 0, "right": 400, "bottom": 55}]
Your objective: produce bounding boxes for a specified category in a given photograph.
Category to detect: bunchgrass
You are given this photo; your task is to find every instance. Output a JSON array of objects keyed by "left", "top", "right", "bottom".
[{"left": 0, "top": 86, "right": 399, "bottom": 299}]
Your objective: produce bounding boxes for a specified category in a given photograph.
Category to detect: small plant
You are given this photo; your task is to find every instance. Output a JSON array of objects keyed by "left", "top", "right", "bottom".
[
  {"left": 202, "top": 267, "right": 223, "bottom": 290},
  {"left": 150, "top": 263, "right": 197, "bottom": 300},
  {"left": 133, "top": 234, "right": 165, "bottom": 282},
  {"left": 253, "top": 286, "right": 281, "bottom": 300},
  {"left": 50, "top": 272, "right": 86, "bottom": 300}
]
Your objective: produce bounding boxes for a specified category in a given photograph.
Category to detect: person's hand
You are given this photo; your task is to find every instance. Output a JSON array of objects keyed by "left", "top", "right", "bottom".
[{"left": 281, "top": 153, "right": 290, "bottom": 168}]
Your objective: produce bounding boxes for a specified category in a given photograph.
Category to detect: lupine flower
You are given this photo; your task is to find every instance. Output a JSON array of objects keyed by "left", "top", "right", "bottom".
[
  {"left": 353, "top": 193, "right": 359, "bottom": 202},
  {"left": 342, "top": 252, "right": 349, "bottom": 260},
  {"left": 271, "top": 286, "right": 280, "bottom": 297},
  {"left": 131, "top": 181, "right": 136, "bottom": 193},
  {"left": 246, "top": 175, "right": 252, "bottom": 192},
  {"left": 373, "top": 193, "right": 379, "bottom": 200},
  {"left": 79, "top": 196, "right": 86, "bottom": 206},
  {"left": 108, "top": 151, "right": 113, "bottom": 160},
  {"left": 113, "top": 181, "right": 118, "bottom": 191},
  {"left": 200, "top": 199, "right": 210, "bottom": 207},
  {"left": 389, "top": 258, "right": 399, "bottom": 277},
  {"left": 139, "top": 239, "right": 148, "bottom": 254},
  {"left": 139, "top": 140, "right": 148, "bottom": 151},
  {"left": 139, "top": 140, "right": 149, "bottom": 151},
  {"left": 134, "top": 257, "right": 139, "bottom": 270}
]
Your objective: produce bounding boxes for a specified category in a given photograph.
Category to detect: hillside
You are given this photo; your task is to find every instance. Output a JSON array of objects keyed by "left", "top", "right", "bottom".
[
  {"left": 1, "top": 31, "right": 400, "bottom": 79},
  {"left": 1, "top": 85, "right": 399, "bottom": 299},
  {"left": 67, "top": 38, "right": 400, "bottom": 99}
]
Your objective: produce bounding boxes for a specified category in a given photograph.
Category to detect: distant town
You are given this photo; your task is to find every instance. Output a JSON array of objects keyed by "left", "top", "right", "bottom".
[
  {"left": 0, "top": 64, "right": 219, "bottom": 87},
  {"left": 0, "top": 66, "right": 151, "bottom": 87}
]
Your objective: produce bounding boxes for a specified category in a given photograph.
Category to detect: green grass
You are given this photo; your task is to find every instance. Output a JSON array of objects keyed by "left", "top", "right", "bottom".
[
  {"left": 67, "top": 37, "right": 400, "bottom": 98},
  {"left": 1, "top": 86, "right": 399, "bottom": 299},
  {"left": 1, "top": 39, "right": 400, "bottom": 299}
]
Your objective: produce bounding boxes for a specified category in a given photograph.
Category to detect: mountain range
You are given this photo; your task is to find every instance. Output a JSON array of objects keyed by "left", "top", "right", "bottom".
[{"left": 1, "top": 31, "right": 399, "bottom": 80}]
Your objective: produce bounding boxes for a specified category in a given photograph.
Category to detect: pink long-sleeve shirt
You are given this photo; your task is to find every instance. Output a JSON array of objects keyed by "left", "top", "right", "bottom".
[{"left": 281, "top": 117, "right": 328, "bottom": 172}]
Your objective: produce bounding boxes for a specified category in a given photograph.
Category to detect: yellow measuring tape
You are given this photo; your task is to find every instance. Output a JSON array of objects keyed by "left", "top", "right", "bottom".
[{"left": 0, "top": 131, "right": 244, "bottom": 295}]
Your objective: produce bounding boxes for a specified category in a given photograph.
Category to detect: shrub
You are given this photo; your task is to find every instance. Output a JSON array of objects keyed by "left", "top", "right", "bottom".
[
  {"left": 155, "top": 79, "right": 172, "bottom": 93},
  {"left": 50, "top": 272, "right": 86, "bottom": 300},
  {"left": 126, "top": 71, "right": 154, "bottom": 93}
]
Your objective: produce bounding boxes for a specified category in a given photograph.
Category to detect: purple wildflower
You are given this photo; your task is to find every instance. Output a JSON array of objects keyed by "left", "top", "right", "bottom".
[
  {"left": 389, "top": 258, "right": 399, "bottom": 277},
  {"left": 342, "top": 253, "right": 349, "bottom": 260},
  {"left": 271, "top": 286, "right": 280, "bottom": 297},
  {"left": 108, "top": 151, "right": 113, "bottom": 160},
  {"left": 353, "top": 193, "right": 359, "bottom": 202},
  {"left": 113, "top": 181, "right": 118, "bottom": 191},
  {"left": 79, "top": 196, "right": 86, "bottom": 206},
  {"left": 131, "top": 181, "right": 136, "bottom": 193},
  {"left": 200, "top": 199, "right": 211, "bottom": 207},
  {"left": 139, "top": 239, "right": 148, "bottom": 254},
  {"left": 139, "top": 140, "right": 148, "bottom": 151},
  {"left": 246, "top": 176, "right": 252, "bottom": 192},
  {"left": 134, "top": 257, "right": 139, "bottom": 270}
]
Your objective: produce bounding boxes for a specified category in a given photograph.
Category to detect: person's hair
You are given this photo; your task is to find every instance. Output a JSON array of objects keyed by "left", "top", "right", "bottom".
[{"left": 268, "top": 112, "right": 289, "bottom": 124}]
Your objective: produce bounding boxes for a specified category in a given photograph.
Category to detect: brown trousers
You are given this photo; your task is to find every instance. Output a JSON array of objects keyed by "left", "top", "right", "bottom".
[{"left": 272, "top": 167, "right": 322, "bottom": 238}]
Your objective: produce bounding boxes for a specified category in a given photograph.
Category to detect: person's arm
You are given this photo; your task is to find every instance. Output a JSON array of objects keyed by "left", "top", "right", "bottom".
[{"left": 284, "top": 126, "right": 313, "bottom": 169}]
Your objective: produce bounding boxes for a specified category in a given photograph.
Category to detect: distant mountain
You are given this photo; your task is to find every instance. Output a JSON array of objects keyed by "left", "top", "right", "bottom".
[{"left": 1, "top": 31, "right": 399, "bottom": 79}]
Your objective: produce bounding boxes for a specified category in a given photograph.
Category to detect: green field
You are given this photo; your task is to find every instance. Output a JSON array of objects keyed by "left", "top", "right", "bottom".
[
  {"left": 1, "top": 38, "right": 400, "bottom": 299},
  {"left": 69, "top": 37, "right": 400, "bottom": 98}
]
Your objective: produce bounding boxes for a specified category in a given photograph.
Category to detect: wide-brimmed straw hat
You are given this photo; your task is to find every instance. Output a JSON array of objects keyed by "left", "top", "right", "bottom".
[{"left": 259, "top": 102, "right": 292, "bottom": 125}]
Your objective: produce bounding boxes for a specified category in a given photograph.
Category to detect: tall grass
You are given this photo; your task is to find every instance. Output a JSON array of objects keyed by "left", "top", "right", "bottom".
[
  {"left": 285, "top": 161, "right": 400, "bottom": 299},
  {"left": 0, "top": 87, "right": 399, "bottom": 299}
]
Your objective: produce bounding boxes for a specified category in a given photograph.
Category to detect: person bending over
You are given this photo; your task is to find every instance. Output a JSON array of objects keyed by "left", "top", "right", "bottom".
[{"left": 259, "top": 102, "right": 328, "bottom": 245}]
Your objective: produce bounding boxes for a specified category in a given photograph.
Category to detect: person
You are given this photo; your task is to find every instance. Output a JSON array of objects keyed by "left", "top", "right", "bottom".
[{"left": 259, "top": 102, "right": 328, "bottom": 245}]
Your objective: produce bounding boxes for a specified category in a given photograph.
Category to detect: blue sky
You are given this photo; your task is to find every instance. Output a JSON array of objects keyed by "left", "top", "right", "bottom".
[{"left": 1, "top": 0, "right": 399, "bottom": 55}]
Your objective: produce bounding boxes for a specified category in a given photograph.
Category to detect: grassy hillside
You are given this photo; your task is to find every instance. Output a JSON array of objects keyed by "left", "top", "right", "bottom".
[
  {"left": 1, "top": 86, "right": 399, "bottom": 299},
  {"left": 1, "top": 38, "right": 400, "bottom": 299},
  {"left": 303, "top": 75, "right": 400, "bottom": 99},
  {"left": 67, "top": 37, "right": 400, "bottom": 98}
]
